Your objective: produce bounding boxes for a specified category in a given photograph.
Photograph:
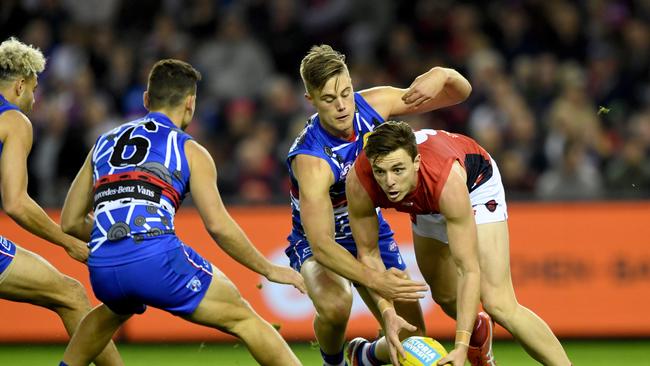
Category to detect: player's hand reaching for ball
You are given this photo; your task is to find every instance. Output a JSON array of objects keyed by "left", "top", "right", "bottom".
[
  {"left": 382, "top": 307, "right": 418, "bottom": 366},
  {"left": 266, "top": 264, "right": 307, "bottom": 294},
  {"left": 437, "top": 345, "right": 468, "bottom": 366}
]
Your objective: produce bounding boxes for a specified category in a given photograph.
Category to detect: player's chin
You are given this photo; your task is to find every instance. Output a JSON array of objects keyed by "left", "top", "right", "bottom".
[
  {"left": 386, "top": 191, "right": 402, "bottom": 202},
  {"left": 335, "top": 117, "right": 353, "bottom": 130}
]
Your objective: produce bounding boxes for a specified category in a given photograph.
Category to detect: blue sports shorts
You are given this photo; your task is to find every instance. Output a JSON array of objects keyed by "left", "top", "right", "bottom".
[
  {"left": 285, "top": 236, "right": 405, "bottom": 273},
  {"left": 89, "top": 240, "right": 213, "bottom": 315},
  {"left": 0, "top": 236, "right": 17, "bottom": 277}
]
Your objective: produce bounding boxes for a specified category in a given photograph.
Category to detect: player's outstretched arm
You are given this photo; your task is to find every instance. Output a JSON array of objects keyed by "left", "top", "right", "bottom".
[
  {"left": 0, "top": 110, "right": 89, "bottom": 263},
  {"left": 436, "top": 162, "right": 482, "bottom": 366},
  {"left": 360, "top": 67, "right": 471, "bottom": 119},
  {"left": 61, "top": 149, "right": 95, "bottom": 242},
  {"left": 186, "top": 140, "right": 305, "bottom": 293}
]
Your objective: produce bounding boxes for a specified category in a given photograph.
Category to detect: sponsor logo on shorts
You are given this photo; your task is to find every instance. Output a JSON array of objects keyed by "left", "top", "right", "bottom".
[
  {"left": 186, "top": 276, "right": 202, "bottom": 292},
  {"left": 485, "top": 199, "right": 498, "bottom": 212}
]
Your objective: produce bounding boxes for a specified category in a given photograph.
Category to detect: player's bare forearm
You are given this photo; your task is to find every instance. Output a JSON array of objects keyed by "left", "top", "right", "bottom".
[
  {"left": 209, "top": 218, "right": 272, "bottom": 277},
  {"left": 439, "top": 162, "right": 481, "bottom": 346},
  {"left": 446, "top": 218, "right": 481, "bottom": 352},
  {"left": 347, "top": 168, "right": 389, "bottom": 289},
  {"left": 61, "top": 151, "right": 95, "bottom": 242},
  {"left": 361, "top": 67, "right": 471, "bottom": 119},
  {"left": 303, "top": 217, "right": 378, "bottom": 287},
  {"left": 351, "top": 218, "right": 388, "bottom": 291},
  {"left": 301, "top": 200, "right": 378, "bottom": 286},
  {"left": 6, "top": 193, "right": 73, "bottom": 248},
  {"left": 453, "top": 253, "right": 480, "bottom": 333},
  {"left": 61, "top": 215, "right": 93, "bottom": 243}
]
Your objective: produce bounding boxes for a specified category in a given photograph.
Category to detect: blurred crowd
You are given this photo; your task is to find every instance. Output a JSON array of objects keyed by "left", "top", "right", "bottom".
[{"left": 1, "top": 0, "right": 649, "bottom": 205}]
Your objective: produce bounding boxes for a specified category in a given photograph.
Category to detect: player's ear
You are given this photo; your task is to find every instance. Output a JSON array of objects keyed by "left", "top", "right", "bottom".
[
  {"left": 185, "top": 94, "right": 196, "bottom": 113},
  {"left": 14, "top": 77, "right": 25, "bottom": 97},
  {"left": 143, "top": 91, "right": 150, "bottom": 109},
  {"left": 413, "top": 154, "right": 421, "bottom": 172}
]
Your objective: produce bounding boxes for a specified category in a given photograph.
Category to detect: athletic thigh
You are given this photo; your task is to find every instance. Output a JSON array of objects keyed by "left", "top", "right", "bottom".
[
  {"left": 475, "top": 221, "right": 516, "bottom": 304},
  {"left": 182, "top": 265, "right": 260, "bottom": 331},
  {"left": 0, "top": 246, "right": 85, "bottom": 307},
  {"left": 413, "top": 232, "right": 457, "bottom": 302}
]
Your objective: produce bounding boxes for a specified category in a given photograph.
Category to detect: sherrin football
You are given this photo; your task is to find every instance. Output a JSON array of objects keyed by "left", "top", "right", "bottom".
[{"left": 398, "top": 336, "right": 448, "bottom": 366}]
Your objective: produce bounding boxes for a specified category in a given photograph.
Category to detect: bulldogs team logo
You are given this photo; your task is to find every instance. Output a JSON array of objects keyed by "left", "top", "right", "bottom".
[
  {"left": 389, "top": 241, "right": 398, "bottom": 252},
  {"left": 340, "top": 162, "right": 353, "bottom": 179},
  {"left": 186, "top": 276, "right": 202, "bottom": 292}
]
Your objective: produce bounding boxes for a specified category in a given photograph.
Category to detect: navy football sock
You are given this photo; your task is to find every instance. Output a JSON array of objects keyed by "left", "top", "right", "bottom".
[{"left": 321, "top": 348, "right": 346, "bottom": 366}]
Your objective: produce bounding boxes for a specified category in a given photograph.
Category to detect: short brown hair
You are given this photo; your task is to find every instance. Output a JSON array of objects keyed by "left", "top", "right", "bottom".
[
  {"left": 364, "top": 121, "right": 418, "bottom": 162},
  {"left": 299, "top": 45, "right": 347, "bottom": 95},
  {"left": 147, "top": 59, "right": 202, "bottom": 110}
]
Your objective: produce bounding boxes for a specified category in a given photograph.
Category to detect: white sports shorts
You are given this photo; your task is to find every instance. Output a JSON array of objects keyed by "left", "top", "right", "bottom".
[{"left": 412, "top": 158, "right": 508, "bottom": 244}]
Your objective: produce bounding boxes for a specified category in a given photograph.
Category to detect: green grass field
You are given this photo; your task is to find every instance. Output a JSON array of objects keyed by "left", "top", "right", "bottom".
[{"left": 1, "top": 340, "right": 649, "bottom": 365}]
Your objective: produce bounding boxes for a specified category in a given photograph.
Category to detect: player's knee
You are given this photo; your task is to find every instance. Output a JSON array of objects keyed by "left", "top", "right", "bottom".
[
  {"left": 314, "top": 296, "right": 352, "bottom": 325},
  {"left": 56, "top": 276, "right": 91, "bottom": 311},
  {"left": 36, "top": 275, "right": 88, "bottom": 311},
  {"left": 481, "top": 293, "right": 515, "bottom": 324},
  {"left": 221, "top": 302, "right": 262, "bottom": 336}
]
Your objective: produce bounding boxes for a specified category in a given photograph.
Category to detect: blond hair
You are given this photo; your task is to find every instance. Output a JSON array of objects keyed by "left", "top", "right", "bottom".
[
  {"left": 0, "top": 37, "right": 46, "bottom": 81},
  {"left": 299, "top": 45, "right": 346, "bottom": 95}
]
